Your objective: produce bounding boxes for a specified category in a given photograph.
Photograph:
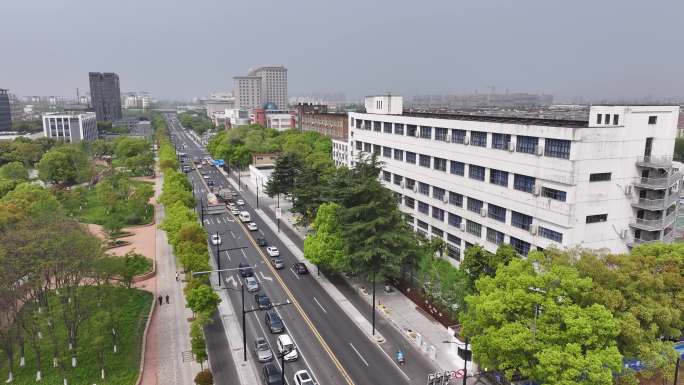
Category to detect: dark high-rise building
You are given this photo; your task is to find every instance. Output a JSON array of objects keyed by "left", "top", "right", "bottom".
[
  {"left": 0, "top": 89, "right": 10, "bottom": 131},
  {"left": 88, "top": 72, "right": 122, "bottom": 121}
]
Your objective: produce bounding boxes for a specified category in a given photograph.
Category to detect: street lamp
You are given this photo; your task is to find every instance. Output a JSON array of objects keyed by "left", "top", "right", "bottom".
[{"left": 442, "top": 339, "right": 471, "bottom": 385}]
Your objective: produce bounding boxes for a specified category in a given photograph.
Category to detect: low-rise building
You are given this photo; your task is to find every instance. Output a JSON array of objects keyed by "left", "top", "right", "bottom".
[
  {"left": 43, "top": 112, "right": 98, "bottom": 142},
  {"left": 346, "top": 95, "right": 680, "bottom": 263},
  {"left": 300, "top": 112, "right": 348, "bottom": 140}
]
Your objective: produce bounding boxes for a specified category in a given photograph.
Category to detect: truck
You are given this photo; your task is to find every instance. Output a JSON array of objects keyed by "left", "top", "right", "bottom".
[
  {"left": 205, "top": 193, "right": 226, "bottom": 215},
  {"left": 217, "top": 188, "right": 236, "bottom": 202}
]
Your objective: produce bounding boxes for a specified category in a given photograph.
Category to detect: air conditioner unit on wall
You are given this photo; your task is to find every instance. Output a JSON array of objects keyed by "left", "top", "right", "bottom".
[
  {"left": 459, "top": 222, "right": 466, "bottom": 231},
  {"left": 533, "top": 184, "right": 542, "bottom": 196},
  {"left": 508, "top": 142, "right": 515, "bottom": 152},
  {"left": 464, "top": 136, "right": 470, "bottom": 145},
  {"left": 401, "top": 180, "right": 406, "bottom": 188},
  {"left": 413, "top": 185, "right": 418, "bottom": 192},
  {"left": 529, "top": 225, "right": 538, "bottom": 235},
  {"left": 414, "top": 130, "right": 419, "bottom": 137},
  {"left": 443, "top": 196, "right": 449, "bottom": 204},
  {"left": 445, "top": 136, "right": 451, "bottom": 143},
  {"left": 536, "top": 146, "right": 544, "bottom": 156},
  {"left": 620, "top": 229, "right": 629, "bottom": 239},
  {"left": 624, "top": 185, "right": 632, "bottom": 195},
  {"left": 480, "top": 208, "right": 487, "bottom": 217}
]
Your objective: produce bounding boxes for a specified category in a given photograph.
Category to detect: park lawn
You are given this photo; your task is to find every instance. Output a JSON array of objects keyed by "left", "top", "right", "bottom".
[
  {"left": 0, "top": 286, "right": 153, "bottom": 385},
  {"left": 62, "top": 180, "right": 154, "bottom": 226}
]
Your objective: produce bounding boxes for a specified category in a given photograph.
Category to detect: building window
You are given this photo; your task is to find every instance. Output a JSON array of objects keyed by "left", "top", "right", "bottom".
[
  {"left": 447, "top": 233, "right": 462, "bottom": 246},
  {"left": 613, "top": 114, "right": 619, "bottom": 125},
  {"left": 448, "top": 213, "right": 462, "bottom": 227},
  {"left": 450, "top": 161, "right": 465, "bottom": 176},
  {"left": 394, "top": 123, "right": 404, "bottom": 135},
  {"left": 418, "top": 201, "right": 430, "bottom": 215},
  {"left": 541, "top": 187, "right": 567, "bottom": 202},
  {"left": 369, "top": 143, "right": 377, "bottom": 153},
  {"left": 451, "top": 129, "right": 466, "bottom": 144},
  {"left": 432, "top": 207, "right": 445, "bottom": 221},
  {"left": 509, "top": 237, "right": 531, "bottom": 256},
  {"left": 419, "top": 126, "right": 432, "bottom": 139},
  {"left": 489, "top": 169, "right": 509, "bottom": 187},
  {"left": 539, "top": 227, "right": 563, "bottom": 242},
  {"left": 383, "top": 122, "right": 392, "bottom": 133},
  {"left": 491, "top": 133, "right": 511, "bottom": 150},
  {"left": 467, "top": 198, "right": 483, "bottom": 214},
  {"left": 604, "top": 114, "right": 611, "bottom": 125},
  {"left": 516, "top": 136, "right": 538, "bottom": 154},
  {"left": 544, "top": 139, "right": 571, "bottom": 159},
  {"left": 406, "top": 178, "right": 416, "bottom": 190},
  {"left": 448, "top": 191, "right": 463, "bottom": 207},
  {"left": 405, "top": 196, "right": 415, "bottom": 209},
  {"left": 433, "top": 157, "right": 447, "bottom": 172},
  {"left": 648, "top": 116, "right": 657, "bottom": 125},
  {"left": 511, "top": 211, "right": 533, "bottom": 230},
  {"left": 447, "top": 243, "right": 461, "bottom": 261},
  {"left": 373, "top": 121, "right": 381, "bottom": 131},
  {"left": 470, "top": 131, "right": 487, "bottom": 147},
  {"left": 407, "top": 124, "right": 417, "bottom": 136},
  {"left": 382, "top": 171, "right": 391, "bottom": 182},
  {"left": 514, "top": 174, "right": 536, "bottom": 193},
  {"left": 355, "top": 119, "right": 362, "bottom": 129},
  {"left": 364, "top": 120, "right": 371, "bottom": 130},
  {"left": 355, "top": 141, "right": 362, "bottom": 150},
  {"left": 406, "top": 152, "right": 416, "bottom": 164},
  {"left": 382, "top": 146, "right": 392, "bottom": 158},
  {"left": 586, "top": 214, "right": 607, "bottom": 223},
  {"left": 431, "top": 226, "right": 444, "bottom": 238},
  {"left": 469, "top": 165, "right": 485, "bottom": 181},
  {"left": 393, "top": 174, "right": 403, "bottom": 186},
  {"left": 589, "top": 172, "right": 611, "bottom": 182},
  {"left": 394, "top": 192, "right": 403, "bottom": 204},
  {"left": 433, "top": 187, "right": 445, "bottom": 201},
  {"left": 435, "top": 127, "right": 448, "bottom": 141},
  {"left": 466, "top": 220, "right": 482, "bottom": 237},
  {"left": 405, "top": 213, "right": 414, "bottom": 225},
  {"left": 419, "top": 154, "right": 431, "bottom": 168},
  {"left": 417, "top": 220, "right": 429, "bottom": 230},
  {"left": 418, "top": 182, "right": 430, "bottom": 195},
  {"left": 394, "top": 149, "right": 404, "bottom": 161},
  {"left": 488, "top": 204, "right": 506, "bottom": 222},
  {"left": 486, "top": 228, "right": 505, "bottom": 245}
]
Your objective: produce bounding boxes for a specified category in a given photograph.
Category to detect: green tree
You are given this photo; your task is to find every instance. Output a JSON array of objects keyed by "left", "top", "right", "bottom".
[
  {"left": 265, "top": 152, "right": 303, "bottom": 198},
  {"left": 460, "top": 244, "right": 518, "bottom": 292},
  {"left": 37, "top": 145, "right": 90, "bottom": 186},
  {"left": 0, "top": 161, "right": 29, "bottom": 180},
  {"left": 194, "top": 369, "right": 213, "bottom": 385},
  {"left": 190, "top": 320, "right": 209, "bottom": 370},
  {"left": 462, "top": 256, "right": 623, "bottom": 385},
  {"left": 186, "top": 285, "right": 221, "bottom": 316},
  {"left": 304, "top": 202, "right": 348, "bottom": 272}
]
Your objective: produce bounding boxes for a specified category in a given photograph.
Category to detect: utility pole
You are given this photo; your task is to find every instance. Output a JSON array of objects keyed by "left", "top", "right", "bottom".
[
  {"left": 675, "top": 357, "right": 680, "bottom": 385},
  {"left": 241, "top": 283, "right": 246, "bottom": 361},
  {"left": 372, "top": 270, "right": 376, "bottom": 336},
  {"left": 462, "top": 339, "right": 469, "bottom": 385}
]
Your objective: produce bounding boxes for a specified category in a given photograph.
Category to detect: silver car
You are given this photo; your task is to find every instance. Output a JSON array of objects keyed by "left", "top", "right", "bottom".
[
  {"left": 254, "top": 337, "right": 273, "bottom": 362},
  {"left": 245, "top": 276, "right": 259, "bottom": 292}
]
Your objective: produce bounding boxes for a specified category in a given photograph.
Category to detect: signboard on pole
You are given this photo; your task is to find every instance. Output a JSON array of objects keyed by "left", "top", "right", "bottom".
[{"left": 275, "top": 207, "right": 282, "bottom": 219}]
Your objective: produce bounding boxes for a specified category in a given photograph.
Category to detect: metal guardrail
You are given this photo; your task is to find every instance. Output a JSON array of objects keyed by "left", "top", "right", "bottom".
[
  {"left": 631, "top": 193, "right": 679, "bottom": 210},
  {"left": 630, "top": 212, "right": 677, "bottom": 231},
  {"left": 633, "top": 172, "right": 682, "bottom": 188},
  {"left": 636, "top": 155, "right": 675, "bottom": 168}
]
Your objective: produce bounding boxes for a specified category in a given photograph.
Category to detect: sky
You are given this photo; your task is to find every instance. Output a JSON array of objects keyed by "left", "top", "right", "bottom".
[{"left": 1, "top": 0, "right": 683, "bottom": 102}]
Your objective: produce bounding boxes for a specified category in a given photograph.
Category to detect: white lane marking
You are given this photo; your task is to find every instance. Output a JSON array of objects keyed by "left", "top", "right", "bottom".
[
  {"left": 349, "top": 343, "right": 369, "bottom": 367},
  {"left": 276, "top": 310, "right": 321, "bottom": 385},
  {"left": 225, "top": 274, "right": 237, "bottom": 289},
  {"left": 258, "top": 229, "right": 265, "bottom": 236},
  {"left": 289, "top": 267, "right": 300, "bottom": 280},
  {"left": 230, "top": 230, "right": 235, "bottom": 239},
  {"left": 313, "top": 297, "right": 327, "bottom": 314},
  {"left": 259, "top": 271, "right": 273, "bottom": 282},
  {"left": 215, "top": 216, "right": 221, "bottom": 224},
  {"left": 241, "top": 249, "right": 248, "bottom": 259},
  {"left": 377, "top": 342, "right": 412, "bottom": 381},
  {"left": 251, "top": 311, "right": 279, "bottom": 367},
  {"left": 224, "top": 250, "right": 232, "bottom": 261}
]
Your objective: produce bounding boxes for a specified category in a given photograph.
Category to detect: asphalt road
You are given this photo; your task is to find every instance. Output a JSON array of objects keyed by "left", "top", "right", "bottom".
[{"left": 166, "top": 114, "right": 439, "bottom": 385}]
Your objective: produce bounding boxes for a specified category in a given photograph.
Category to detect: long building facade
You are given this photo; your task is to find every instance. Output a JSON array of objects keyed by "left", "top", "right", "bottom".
[
  {"left": 89, "top": 72, "right": 122, "bottom": 121},
  {"left": 0, "top": 89, "right": 10, "bottom": 131},
  {"left": 42, "top": 112, "right": 98, "bottom": 142},
  {"left": 347, "top": 96, "right": 680, "bottom": 262},
  {"left": 234, "top": 66, "right": 287, "bottom": 110}
]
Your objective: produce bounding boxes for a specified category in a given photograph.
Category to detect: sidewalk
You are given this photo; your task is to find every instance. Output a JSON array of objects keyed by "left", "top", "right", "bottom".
[{"left": 224, "top": 168, "right": 476, "bottom": 377}]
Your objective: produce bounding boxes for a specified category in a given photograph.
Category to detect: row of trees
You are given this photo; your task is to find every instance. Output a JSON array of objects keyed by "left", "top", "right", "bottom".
[
  {"left": 0, "top": 137, "right": 57, "bottom": 168},
  {"left": 179, "top": 112, "right": 214, "bottom": 135},
  {"left": 87, "top": 136, "right": 155, "bottom": 176},
  {"left": 156, "top": 118, "right": 219, "bottom": 377}
]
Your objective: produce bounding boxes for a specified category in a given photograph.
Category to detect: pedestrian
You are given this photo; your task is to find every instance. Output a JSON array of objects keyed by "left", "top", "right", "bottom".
[
  {"left": 175, "top": 271, "right": 179, "bottom": 281},
  {"left": 165, "top": 295, "right": 170, "bottom": 304},
  {"left": 158, "top": 295, "right": 163, "bottom": 306}
]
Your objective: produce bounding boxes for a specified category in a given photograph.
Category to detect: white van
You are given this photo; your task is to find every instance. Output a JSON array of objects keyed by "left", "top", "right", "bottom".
[{"left": 239, "top": 211, "right": 251, "bottom": 222}]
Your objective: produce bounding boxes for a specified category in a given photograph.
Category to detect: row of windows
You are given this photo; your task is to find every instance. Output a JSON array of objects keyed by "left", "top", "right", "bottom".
[
  {"left": 352, "top": 119, "right": 572, "bottom": 159},
  {"left": 356, "top": 141, "right": 568, "bottom": 201}
]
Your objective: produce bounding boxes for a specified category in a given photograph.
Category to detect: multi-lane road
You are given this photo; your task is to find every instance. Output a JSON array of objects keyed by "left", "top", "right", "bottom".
[{"left": 166, "top": 114, "right": 439, "bottom": 385}]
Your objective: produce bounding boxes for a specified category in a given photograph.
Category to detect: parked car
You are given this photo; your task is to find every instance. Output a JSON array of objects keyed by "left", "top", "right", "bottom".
[
  {"left": 254, "top": 293, "right": 272, "bottom": 310},
  {"left": 293, "top": 262, "right": 309, "bottom": 275},
  {"left": 245, "top": 276, "right": 259, "bottom": 292},
  {"left": 271, "top": 258, "right": 284, "bottom": 270},
  {"left": 265, "top": 310, "right": 284, "bottom": 333},
  {"left": 238, "top": 262, "right": 254, "bottom": 277},
  {"left": 247, "top": 222, "right": 258, "bottom": 231},
  {"left": 293, "top": 370, "right": 314, "bottom": 385},
  {"left": 210, "top": 234, "right": 221, "bottom": 245},
  {"left": 276, "top": 334, "right": 298, "bottom": 362},
  {"left": 266, "top": 246, "right": 280, "bottom": 257},
  {"left": 230, "top": 207, "right": 240, "bottom": 215},
  {"left": 262, "top": 363, "right": 283, "bottom": 385},
  {"left": 256, "top": 237, "right": 268, "bottom": 246},
  {"left": 254, "top": 337, "right": 273, "bottom": 362}
]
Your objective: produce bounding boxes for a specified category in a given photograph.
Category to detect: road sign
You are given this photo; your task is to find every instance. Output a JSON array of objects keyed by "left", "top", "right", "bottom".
[{"left": 275, "top": 207, "right": 282, "bottom": 219}]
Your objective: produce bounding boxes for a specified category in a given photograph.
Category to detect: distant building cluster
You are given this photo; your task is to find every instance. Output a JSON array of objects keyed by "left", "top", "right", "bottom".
[{"left": 123, "top": 92, "right": 150, "bottom": 110}]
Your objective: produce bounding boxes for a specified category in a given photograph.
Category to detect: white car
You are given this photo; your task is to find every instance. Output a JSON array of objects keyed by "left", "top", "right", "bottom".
[
  {"left": 276, "top": 334, "right": 298, "bottom": 362},
  {"left": 266, "top": 246, "right": 280, "bottom": 257},
  {"left": 294, "top": 370, "right": 314, "bottom": 385},
  {"left": 211, "top": 234, "right": 221, "bottom": 245},
  {"left": 247, "top": 222, "right": 258, "bottom": 231},
  {"left": 239, "top": 211, "right": 251, "bottom": 222},
  {"left": 236, "top": 199, "right": 245, "bottom": 206},
  {"left": 202, "top": 175, "right": 209, "bottom": 179},
  {"left": 230, "top": 207, "right": 240, "bottom": 215}
]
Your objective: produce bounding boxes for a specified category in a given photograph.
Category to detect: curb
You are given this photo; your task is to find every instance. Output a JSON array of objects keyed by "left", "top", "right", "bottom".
[{"left": 135, "top": 296, "right": 157, "bottom": 385}]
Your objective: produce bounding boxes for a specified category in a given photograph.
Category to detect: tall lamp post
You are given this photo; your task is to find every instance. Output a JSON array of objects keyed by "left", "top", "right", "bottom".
[
  {"left": 674, "top": 356, "right": 680, "bottom": 385},
  {"left": 442, "top": 339, "right": 471, "bottom": 385}
]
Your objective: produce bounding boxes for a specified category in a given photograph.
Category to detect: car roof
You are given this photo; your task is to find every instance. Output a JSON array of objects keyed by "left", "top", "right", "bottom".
[
  {"left": 296, "top": 371, "right": 311, "bottom": 380},
  {"left": 277, "top": 334, "right": 293, "bottom": 344}
]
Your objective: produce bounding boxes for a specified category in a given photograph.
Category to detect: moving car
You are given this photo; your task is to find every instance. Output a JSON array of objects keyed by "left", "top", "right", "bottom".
[
  {"left": 271, "top": 258, "right": 284, "bottom": 270},
  {"left": 239, "top": 211, "right": 251, "bottom": 222},
  {"left": 276, "top": 334, "right": 298, "bottom": 362},
  {"left": 256, "top": 237, "right": 267, "bottom": 246},
  {"left": 254, "top": 293, "right": 272, "bottom": 310},
  {"left": 265, "top": 310, "right": 284, "bottom": 333},
  {"left": 207, "top": 180, "right": 214, "bottom": 187},
  {"left": 247, "top": 222, "right": 258, "bottom": 231},
  {"left": 254, "top": 337, "right": 273, "bottom": 363},
  {"left": 210, "top": 234, "right": 221, "bottom": 245},
  {"left": 262, "top": 363, "right": 283, "bottom": 385},
  {"left": 202, "top": 175, "right": 210, "bottom": 179},
  {"left": 266, "top": 246, "right": 280, "bottom": 257},
  {"left": 238, "top": 262, "right": 254, "bottom": 277},
  {"left": 293, "top": 370, "right": 314, "bottom": 385},
  {"left": 236, "top": 199, "right": 245, "bottom": 206},
  {"left": 245, "top": 276, "right": 259, "bottom": 292},
  {"left": 230, "top": 207, "right": 240, "bottom": 215},
  {"left": 293, "top": 262, "right": 309, "bottom": 275}
]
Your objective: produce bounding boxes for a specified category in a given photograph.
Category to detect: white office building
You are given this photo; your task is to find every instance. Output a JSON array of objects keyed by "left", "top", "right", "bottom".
[
  {"left": 265, "top": 112, "right": 293, "bottom": 131},
  {"left": 347, "top": 96, "right": 680, "bottom": 263},
  {"left": 332, "top": 138, "right": 349, "bottom": 167},
  {"left": 42, "top": 112, "right": 98, "bottom": 142},
  {"left": 234, "top": 65, "right": 288, "bottom": 110}
]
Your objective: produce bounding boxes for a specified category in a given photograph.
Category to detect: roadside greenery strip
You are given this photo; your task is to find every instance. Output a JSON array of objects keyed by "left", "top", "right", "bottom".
[{"left": 155, "top": 116, "right": 219, "bottom": 373}]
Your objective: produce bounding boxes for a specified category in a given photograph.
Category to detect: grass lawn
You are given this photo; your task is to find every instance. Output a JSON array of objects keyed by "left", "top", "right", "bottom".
[{"left": 0, "top": 286, "right": 153, "bottom": 385}]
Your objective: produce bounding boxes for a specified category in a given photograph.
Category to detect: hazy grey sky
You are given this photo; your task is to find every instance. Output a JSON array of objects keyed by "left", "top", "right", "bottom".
[{"left": 2, "top": 0, "right": 683, "bottom": 101}]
